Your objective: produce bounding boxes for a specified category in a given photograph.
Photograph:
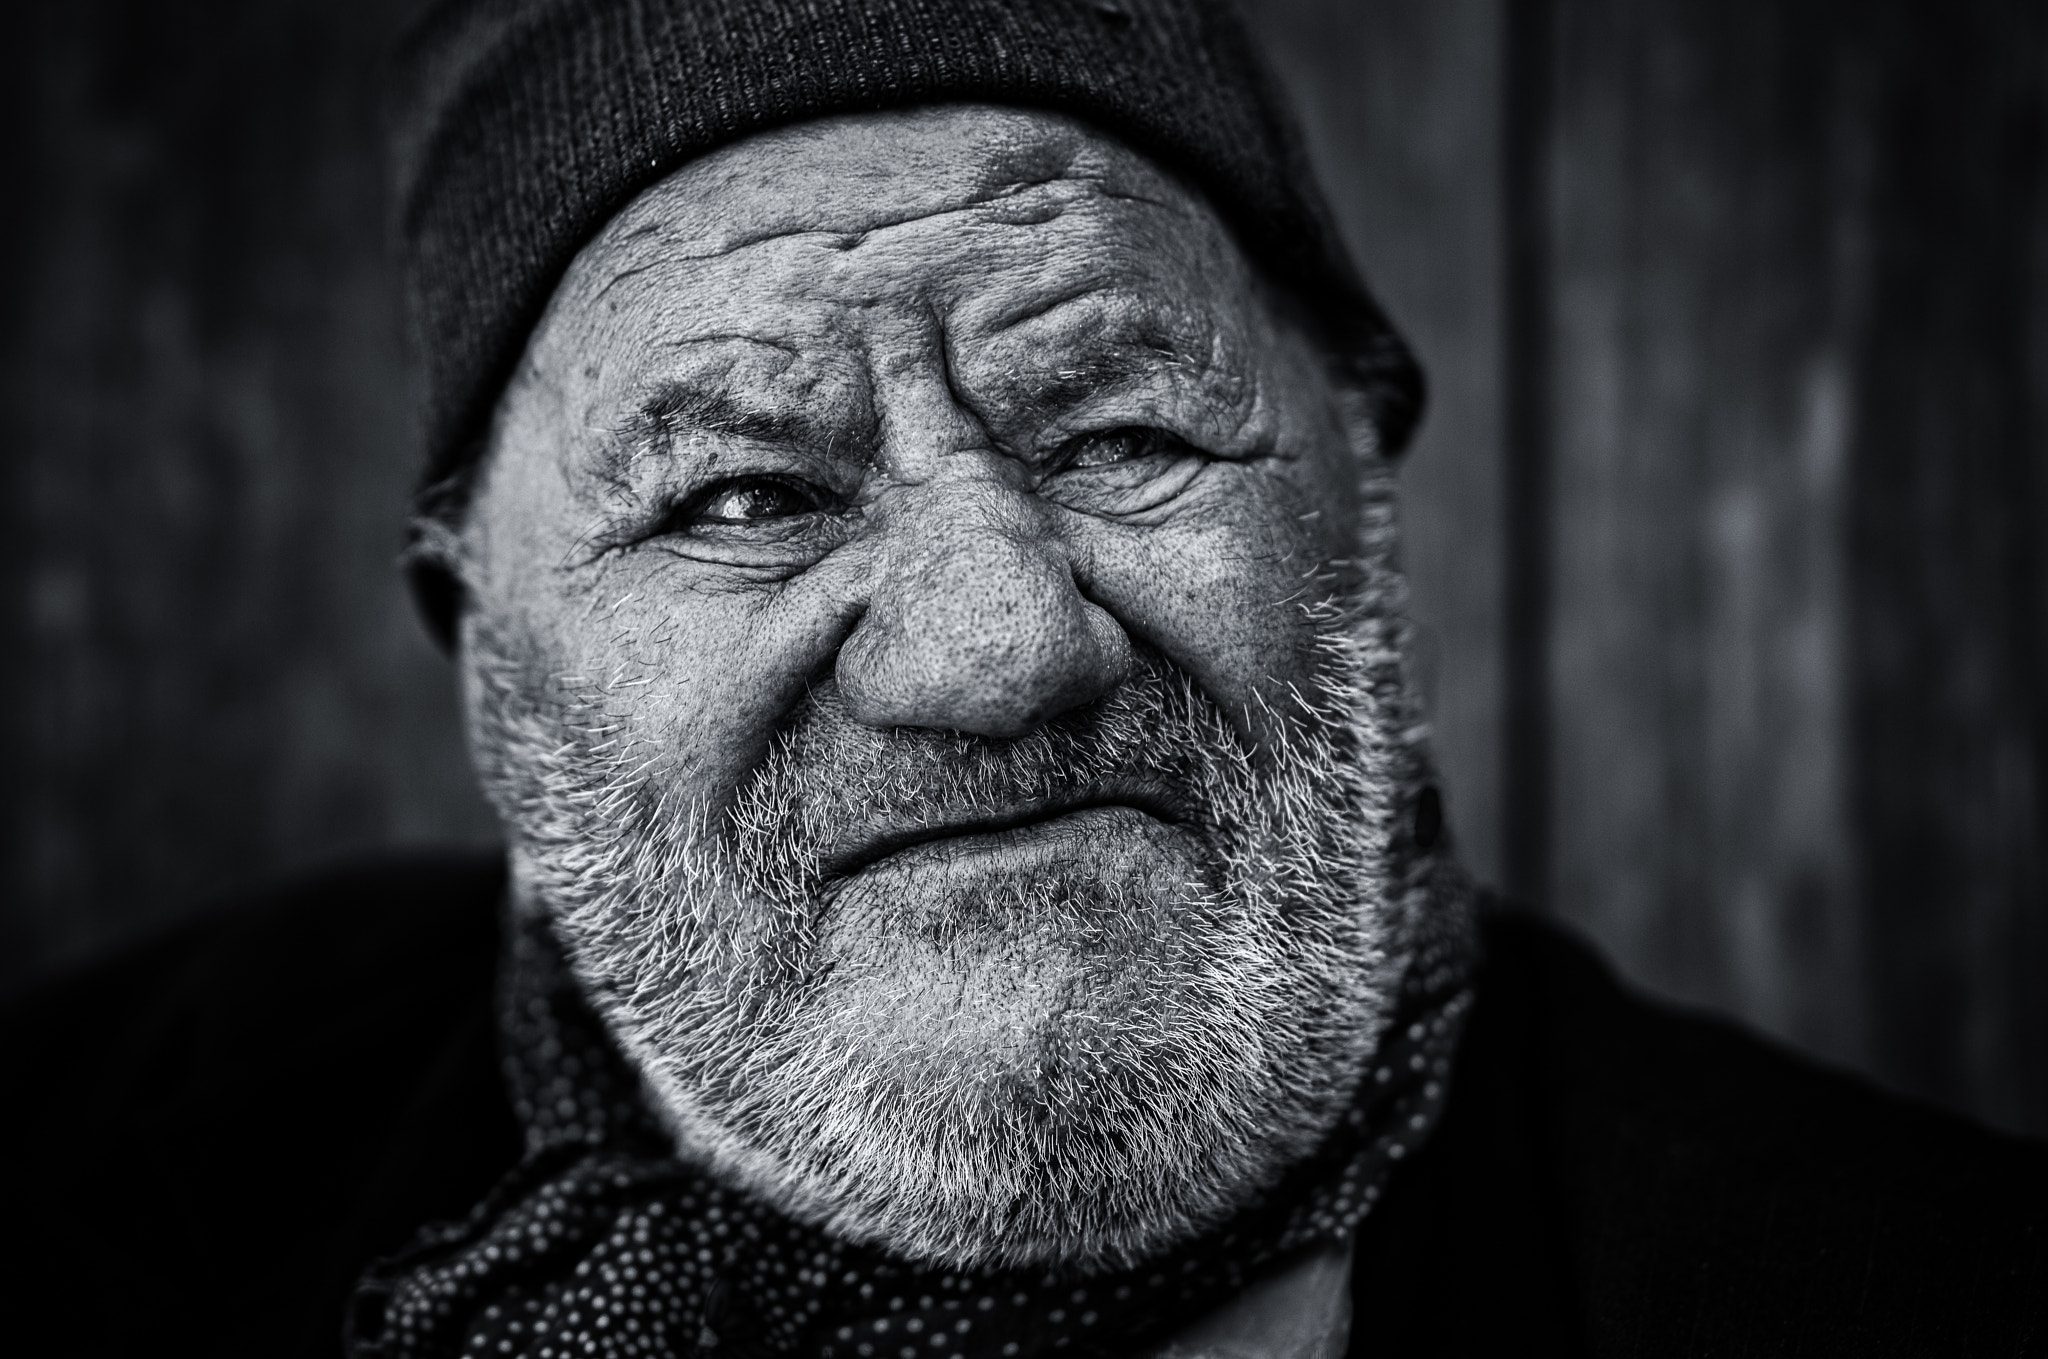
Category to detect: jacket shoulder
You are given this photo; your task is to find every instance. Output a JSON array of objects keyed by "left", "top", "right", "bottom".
[
  {"left": 0, "top": 850, "right": 521, "bottom": 1357},
  {"left": 1485, "top": 905, "right": 2048, "bottom": 1355}
]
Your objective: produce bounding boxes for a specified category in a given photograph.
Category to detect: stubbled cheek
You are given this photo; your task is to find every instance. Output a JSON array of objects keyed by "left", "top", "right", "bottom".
[{"left": 1064, "top": 483, "right": 1336, "bottom": 731}]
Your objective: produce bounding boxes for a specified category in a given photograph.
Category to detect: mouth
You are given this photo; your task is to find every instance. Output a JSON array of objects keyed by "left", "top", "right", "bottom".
[{"left": 819, "top": 783, "right": 1193, "bottom": 882}]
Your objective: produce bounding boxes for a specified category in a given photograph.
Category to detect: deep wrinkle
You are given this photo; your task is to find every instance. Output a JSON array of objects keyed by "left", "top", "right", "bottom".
[{"left": 575, "top": 321, "right": 1273, "bottom": 568}]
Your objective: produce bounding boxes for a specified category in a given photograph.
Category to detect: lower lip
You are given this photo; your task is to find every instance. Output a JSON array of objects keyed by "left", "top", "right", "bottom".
[{"left": 848, "top": 804, "right": 1183, "bottom": 876}]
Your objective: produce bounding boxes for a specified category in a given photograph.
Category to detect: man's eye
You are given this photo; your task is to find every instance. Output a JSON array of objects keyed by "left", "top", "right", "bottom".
[
  {"left": 1059, "top": 427, "right": 1184, "bottom": 471},
  {"left": 684, "top": 477, "right": 830, "bottom": 526}
]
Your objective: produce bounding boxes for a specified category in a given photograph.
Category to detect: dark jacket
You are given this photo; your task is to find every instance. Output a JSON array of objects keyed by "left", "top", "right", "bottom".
[{"left": 3, "top": 852, "right": 2043, "bottom": 1356}]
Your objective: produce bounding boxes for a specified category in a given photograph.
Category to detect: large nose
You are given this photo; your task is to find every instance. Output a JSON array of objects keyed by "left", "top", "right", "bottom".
[{"left": 836, "top": 481, "right": 1133, "bottom": 737}]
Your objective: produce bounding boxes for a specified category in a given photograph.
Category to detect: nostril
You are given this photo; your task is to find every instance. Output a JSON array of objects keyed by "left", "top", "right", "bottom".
[
  {"left": 1080, "top": 598, "right": 1134, "bottom": 693},
  {"left": 835, "top": 579, "right": 1133, "bottom": 738},
  {"left": 834, "top": 498, "right": 1133, "bottom": 737},
  {"left": 983, "top": 602, "right": 1130, "bottom": 736}
]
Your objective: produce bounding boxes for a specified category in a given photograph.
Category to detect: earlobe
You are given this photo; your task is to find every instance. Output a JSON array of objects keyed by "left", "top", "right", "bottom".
[{"left": 1329, "top": 381, "right": 1389, "bottom": 471}]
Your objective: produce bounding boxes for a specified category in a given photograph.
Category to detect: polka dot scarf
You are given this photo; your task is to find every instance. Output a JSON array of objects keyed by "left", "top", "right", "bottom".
[{"left": 348, "top": 909, "right": 1473, "bottom": 1359}]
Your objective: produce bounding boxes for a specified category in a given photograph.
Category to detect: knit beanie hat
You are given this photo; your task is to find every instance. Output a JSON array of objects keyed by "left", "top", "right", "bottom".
[{"left": 386, "top": 0, "right": 1424, "bottom": 642}]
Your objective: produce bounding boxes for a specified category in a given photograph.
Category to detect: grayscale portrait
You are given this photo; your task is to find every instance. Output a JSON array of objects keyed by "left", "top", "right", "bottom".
[{"left": 4, "top": 0, "right": 2045, "bottom": 1355}]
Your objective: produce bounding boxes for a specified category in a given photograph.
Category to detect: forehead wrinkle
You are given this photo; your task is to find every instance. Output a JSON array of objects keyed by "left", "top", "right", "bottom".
[{"left": 593, "top": 167, "right": 1185, "bottom": 294}]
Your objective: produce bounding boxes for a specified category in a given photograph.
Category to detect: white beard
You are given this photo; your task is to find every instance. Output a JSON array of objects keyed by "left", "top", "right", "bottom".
[{"left": 465, "top": 610, "right": 1414, "bottom": 1274}]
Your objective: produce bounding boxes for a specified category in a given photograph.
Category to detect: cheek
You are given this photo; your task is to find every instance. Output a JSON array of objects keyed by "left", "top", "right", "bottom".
[
  {"left": 584, "top": 602, "right": 784, "bottom": 804},
  {"left": 510, "top": 555, "right": 864, "bottom": 811},
  {"left": 1070, "top": 468, "right": 1342, "bottom": 736}
]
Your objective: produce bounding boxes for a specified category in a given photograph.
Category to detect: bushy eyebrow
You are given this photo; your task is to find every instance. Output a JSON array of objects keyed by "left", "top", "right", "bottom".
[
  {"left": 1016, "top": 348, "right": 1168, "bottom": 414},
  {"left": 966, "top": 330, "right": 1254, "bottom": 436},
  {"left": 636, "top": 379, "right": 817, "bottom": 444},
  {"left": 962, "top": 282, "right": 1252, "bottom": 413},
  {"left": 600, "top": 378, "right": 834, "bottom": 490}
]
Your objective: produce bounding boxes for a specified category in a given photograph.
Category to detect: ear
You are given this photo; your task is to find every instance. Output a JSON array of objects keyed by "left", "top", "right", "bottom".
[
  {"left": 400, "top": 514, "right": 471, "bottom": 653},
  {"left": 1335, "top": 387, "right": 1389, "bottom": 466}
]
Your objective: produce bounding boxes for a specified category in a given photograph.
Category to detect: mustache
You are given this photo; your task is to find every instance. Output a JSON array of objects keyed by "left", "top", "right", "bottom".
[{"left": 722, "top": 650, "right": 1252, "bottom": 887}]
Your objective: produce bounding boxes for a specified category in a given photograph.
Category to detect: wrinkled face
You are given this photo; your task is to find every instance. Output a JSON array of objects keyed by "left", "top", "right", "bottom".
[{"left": 455, "top": 105, "right": 1418, "bottom": 1272}]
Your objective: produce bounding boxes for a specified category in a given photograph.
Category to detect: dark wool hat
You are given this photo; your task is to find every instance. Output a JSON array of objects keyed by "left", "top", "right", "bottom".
[{"left": 387, "top": 0, "right": 1424, "bottom": 639}]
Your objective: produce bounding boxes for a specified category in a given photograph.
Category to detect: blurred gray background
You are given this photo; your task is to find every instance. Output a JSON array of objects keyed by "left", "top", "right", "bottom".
[{"left": 3, "top": 0, "right": 2044, "bottom": 1137}]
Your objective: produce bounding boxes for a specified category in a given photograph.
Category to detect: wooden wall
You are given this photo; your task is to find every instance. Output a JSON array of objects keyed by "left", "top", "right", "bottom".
[
  {"left": 1255, "top": 0, "right": 2048, "bottom": 1134},
  {"left": 5, "top": 0, "right": 2045, "bottom": 1134},
  {"left": 0, "top": 0, "right": 499, "bottom": 978}
]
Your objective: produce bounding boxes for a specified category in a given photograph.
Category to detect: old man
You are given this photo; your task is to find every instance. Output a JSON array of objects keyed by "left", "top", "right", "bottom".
[{"left": 4, "top": 0, "right": 2045, "bottom": 1354}]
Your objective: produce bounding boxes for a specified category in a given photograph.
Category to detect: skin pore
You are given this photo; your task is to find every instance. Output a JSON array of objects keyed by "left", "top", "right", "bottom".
[{"left": 448, "top": 105, "right": 1418, "bottom": 1322}]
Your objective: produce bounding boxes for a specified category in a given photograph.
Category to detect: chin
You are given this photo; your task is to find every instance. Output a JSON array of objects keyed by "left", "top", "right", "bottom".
[{"left": 614, "top": 842, "right": 1389, "bottom": 1272}]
